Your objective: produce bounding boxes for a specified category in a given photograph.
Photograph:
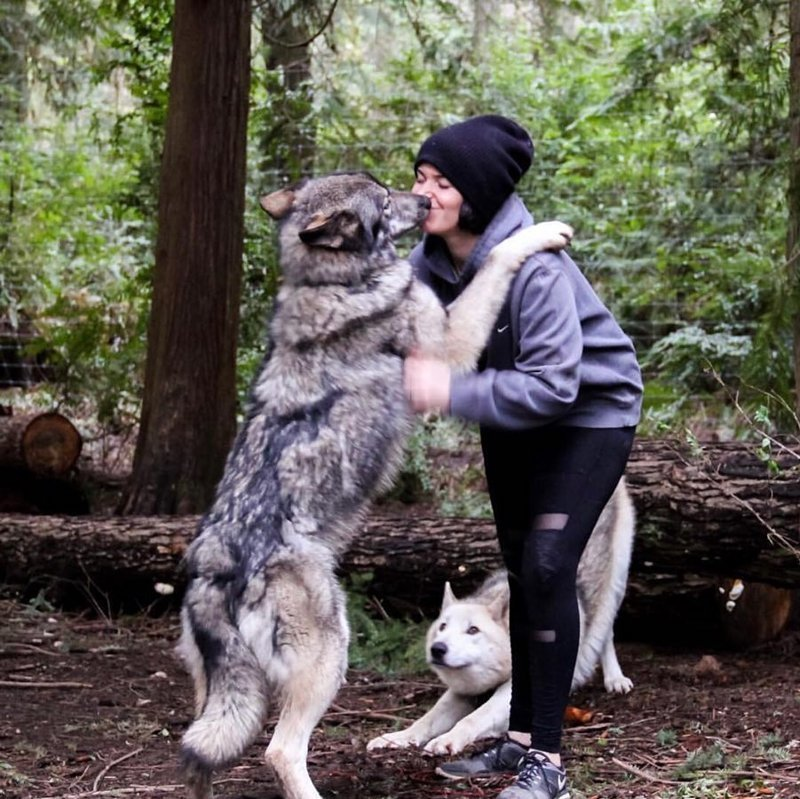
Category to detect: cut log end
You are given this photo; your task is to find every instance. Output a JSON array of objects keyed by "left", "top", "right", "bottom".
[{"left": 1, "top": 412, "right": 82, "bottom": 476}]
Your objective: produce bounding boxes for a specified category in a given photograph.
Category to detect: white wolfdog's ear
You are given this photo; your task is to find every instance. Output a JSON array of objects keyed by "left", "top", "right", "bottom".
[
  {"left": 487, "top": 588, "right": 509, "bottom": 622},
  {"left": 442, "top": 581, "right": 458, "bottom": 610},
  {"left": 260, "top": 188, "right": 296, "bottom": 219},
  {"left": 441, "top": 581, "right": 458, "bottom": 610}
]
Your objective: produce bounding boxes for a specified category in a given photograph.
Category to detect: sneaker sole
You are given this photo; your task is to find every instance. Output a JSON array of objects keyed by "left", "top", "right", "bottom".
[{"left": 435, "top": 765, "right": 515, "bottom": 781}]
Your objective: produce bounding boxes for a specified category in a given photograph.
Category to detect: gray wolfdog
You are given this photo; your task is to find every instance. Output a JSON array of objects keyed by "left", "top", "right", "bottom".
[
  {"left": 368, "top": 478, "right": 635, "bottom": 756},
  {"left": 176, "top": 171, "right": 573, "bottom": 799}
]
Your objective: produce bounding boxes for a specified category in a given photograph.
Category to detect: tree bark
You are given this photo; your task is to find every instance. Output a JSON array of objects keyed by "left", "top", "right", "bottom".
[{"left": 118, "top": 0, "right": 251, "bottom": 515}]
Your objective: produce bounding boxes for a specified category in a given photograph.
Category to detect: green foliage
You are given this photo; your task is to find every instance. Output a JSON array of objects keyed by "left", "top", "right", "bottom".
[
  {"left": 672, "top": 743, "right": 727, "bottom": 779},
  {"left": 383, "top": 416, "right": 492, "bottom": 517},
  {"left": 656, "top": 728, "right": 678, "bottom": 748},
  {"left": 344, "top": 573, "right": 428, "bottom": 675},
  {"left": 642, "top": 327, "right": 752, "bottom": 392},
  {"left": 757, "top": 733, "right": 792, "bottom": 762},
  {"left": 0, "top": 0, "right": 163, "bottom": 435},
  {"left": 1, "top": 115, "right": 153, "bottom": 425},
  {"left": 1, "top": 0, "right": 796, "bottom": 450}
]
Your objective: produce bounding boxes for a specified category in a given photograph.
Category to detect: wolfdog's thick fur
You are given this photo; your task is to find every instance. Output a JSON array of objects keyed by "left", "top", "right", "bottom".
[
  {"left": 176, "top": 171, "right": 573, "bottom": 799},
  {"left": 368, "top": 479, "right": 635, "bottom": 756}
]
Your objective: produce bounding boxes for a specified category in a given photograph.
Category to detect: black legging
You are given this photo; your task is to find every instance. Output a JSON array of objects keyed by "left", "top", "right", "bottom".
[{"left": 481, "top": 424, "right": 636, "bottom": 753}]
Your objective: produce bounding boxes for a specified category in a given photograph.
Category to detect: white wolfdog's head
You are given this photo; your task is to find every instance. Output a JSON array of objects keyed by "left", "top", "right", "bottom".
[{"left": 426, "top": 581, "right": 511, "bottom": 696}]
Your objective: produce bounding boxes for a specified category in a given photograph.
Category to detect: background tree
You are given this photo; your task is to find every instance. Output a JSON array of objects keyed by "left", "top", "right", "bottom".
[
  {"left": 118, "top": 0, "right": 251, "bottom": 514},
  {"left": 256, "top": 1, "right": 324, "bottom": 182},
  {"left": 790, "top": 0, "right": 800, "bottom": 415}
]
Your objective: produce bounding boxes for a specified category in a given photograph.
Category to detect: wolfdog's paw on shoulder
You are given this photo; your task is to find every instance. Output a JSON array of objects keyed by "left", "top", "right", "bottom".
[{"left": 490, "top": 220, "right": 574, "bottom": 266}]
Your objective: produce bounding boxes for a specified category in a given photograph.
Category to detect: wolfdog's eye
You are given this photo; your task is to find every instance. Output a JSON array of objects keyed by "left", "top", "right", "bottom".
[
  {"left": 467, "top": 626, "right": 480, "bottom": 635},
  {"left": 439, "top": 622, "right": 447, "bottom": 632},
  {"left": 383, "top": 196, "right": 392, "bottom": 215}
]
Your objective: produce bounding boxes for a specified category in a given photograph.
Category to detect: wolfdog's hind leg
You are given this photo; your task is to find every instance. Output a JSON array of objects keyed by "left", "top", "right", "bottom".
[
  {"left": 264, "top": 629, "right": 347, "bottom": 799},
  {"left": 183, "top": 762, "right": 213, "bottom": 799}
]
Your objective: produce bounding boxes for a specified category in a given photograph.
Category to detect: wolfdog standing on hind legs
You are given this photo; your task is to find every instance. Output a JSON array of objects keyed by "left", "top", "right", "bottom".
[{"left": 176, "top": 171, "right": 573, "bottom": 799}]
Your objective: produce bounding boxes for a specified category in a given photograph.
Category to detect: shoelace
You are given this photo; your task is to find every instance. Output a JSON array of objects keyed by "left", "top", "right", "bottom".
[{"left": 517, "top": 752, "right": 564, "bottom": 790}]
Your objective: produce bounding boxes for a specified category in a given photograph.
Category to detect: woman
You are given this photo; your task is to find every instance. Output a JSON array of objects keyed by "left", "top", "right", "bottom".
[{"left": 403, "top": 115, "right": 643, "bottom": 799}]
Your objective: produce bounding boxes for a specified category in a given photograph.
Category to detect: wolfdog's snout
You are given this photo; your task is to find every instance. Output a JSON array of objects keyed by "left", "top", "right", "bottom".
[{"left": 430, "top": 641, "right": 447, "bottom": 663}]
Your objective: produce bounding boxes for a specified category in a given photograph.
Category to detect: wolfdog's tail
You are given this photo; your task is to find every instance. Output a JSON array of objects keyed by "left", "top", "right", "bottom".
[
  {"left": 572, "top": 478, "right": 636, "bottom": 688},
  {"left": 179, "top": 577, "right": 268, "bottom": 790}
]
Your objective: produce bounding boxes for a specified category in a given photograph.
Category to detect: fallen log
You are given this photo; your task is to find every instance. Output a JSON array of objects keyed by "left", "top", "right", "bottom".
[
  {"left": 0, "top": 412, "right": 82, "bottom": 477},
  {"left": 625, "top": 438, "right": 800, "bottom": 583},
  {"left": 0, "top": 438, "right": 797, "bottom": 611}
]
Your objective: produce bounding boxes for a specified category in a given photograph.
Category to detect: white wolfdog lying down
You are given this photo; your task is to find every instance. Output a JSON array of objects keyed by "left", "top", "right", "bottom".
[{"left": 368, "top": 478, "right": 635, "bottom": 756}]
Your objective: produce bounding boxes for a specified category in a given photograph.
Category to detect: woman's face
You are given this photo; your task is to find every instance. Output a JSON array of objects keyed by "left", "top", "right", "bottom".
[{"left": 412, "top": 163, "right": 464, "bottom": 237}]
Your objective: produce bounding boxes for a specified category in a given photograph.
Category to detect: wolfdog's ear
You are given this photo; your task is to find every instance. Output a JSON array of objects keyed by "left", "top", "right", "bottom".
[
  {"left": 260, "top": 188, "right": 296, "bottom": 219},
  {"left": 441, "top": 581, "right": 457, "bottom": 610},
  {"left": 298, "top": 210, "right": 364, "bottom": 251},
  {"left": 487, "top": 588, "right": 509, "bottom": 622}
]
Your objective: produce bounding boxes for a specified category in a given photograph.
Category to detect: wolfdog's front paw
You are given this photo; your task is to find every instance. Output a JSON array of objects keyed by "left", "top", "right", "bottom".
[
  {"left": 489, "top": 221, "right": 573, "bottom": 268},
  {"left": 423, "top": 729, "right": 472, "bottom": 755},
  {"left": 528, "top": 220, "right": 573, "bottom": 251},
  {"left": 605, "top": 673, "right": 634, "bottom": 694},
  {"left": 366, "top": 731, "right": 415, "bottom": 751}
]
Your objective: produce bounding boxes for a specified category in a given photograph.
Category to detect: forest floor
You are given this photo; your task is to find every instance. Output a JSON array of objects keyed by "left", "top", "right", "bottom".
[{"left": 1, "top": 593, "right": 799, "bottom": 799}]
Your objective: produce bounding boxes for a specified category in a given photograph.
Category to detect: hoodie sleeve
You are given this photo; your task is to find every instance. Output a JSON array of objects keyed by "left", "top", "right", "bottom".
[{"left": 448, "top": 254, "right": 583, "bottom": 429}]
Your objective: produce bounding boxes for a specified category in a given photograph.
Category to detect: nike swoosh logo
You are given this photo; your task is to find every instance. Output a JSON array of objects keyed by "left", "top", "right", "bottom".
[{"left": 496, "top": 325, "right": 509, "bottom": 333}]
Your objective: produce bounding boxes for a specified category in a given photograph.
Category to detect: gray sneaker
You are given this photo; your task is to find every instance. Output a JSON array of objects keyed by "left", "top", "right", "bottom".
[
  {"left": 435, "top": 737, "right": 527, "bottom": 780},
  {"left": 497, "top": 750, "right": 570, "bottom": 799}
]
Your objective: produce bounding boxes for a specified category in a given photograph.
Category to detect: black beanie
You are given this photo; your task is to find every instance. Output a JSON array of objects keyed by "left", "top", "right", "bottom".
[{"left": 414, "top": 114, "right": 534, "bottom": 229}]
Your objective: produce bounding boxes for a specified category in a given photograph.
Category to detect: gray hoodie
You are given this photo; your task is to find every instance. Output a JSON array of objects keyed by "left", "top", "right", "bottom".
[{"left": 409, "top": 194, "right": 643, "bottom": 431}]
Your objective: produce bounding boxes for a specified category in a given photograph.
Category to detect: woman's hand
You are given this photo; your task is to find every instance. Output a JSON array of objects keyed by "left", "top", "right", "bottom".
[{"left": 404, "top": 352, "right": 451, "bottom": 413}]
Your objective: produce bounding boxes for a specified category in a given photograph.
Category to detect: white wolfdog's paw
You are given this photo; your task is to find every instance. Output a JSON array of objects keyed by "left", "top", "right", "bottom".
[
  {"left": 423, "top": 730, "right": 471, "bottom": 756},
  {"left": 366, "top": 731, "right": 415, "bottom": 751},
  {"left": 489, "top": 221, "right": 573, "bottom": 269},
  {"left": 605, "top": 673, "right": 634, "bottom": 694}
]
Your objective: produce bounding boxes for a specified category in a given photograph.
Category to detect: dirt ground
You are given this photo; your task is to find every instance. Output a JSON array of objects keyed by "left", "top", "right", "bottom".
[{"left": 1, "top": 594, "right": 799, "bottom": 799}]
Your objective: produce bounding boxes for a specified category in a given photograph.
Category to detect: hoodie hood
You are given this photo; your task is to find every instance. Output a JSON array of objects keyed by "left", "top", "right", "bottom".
[{"left": 410, "top": 194, "right": 533, "bottom": 290}]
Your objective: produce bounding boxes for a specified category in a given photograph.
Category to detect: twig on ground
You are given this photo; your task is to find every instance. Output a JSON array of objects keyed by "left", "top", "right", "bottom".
[
  {"left": 37, "top": 778, "right": 247, "bottom": 798},
  {"left": 612, "top": 757, "right": 679, "bottom": 785},
  {"left": 326, "top": 702, "right": 418, "bottom": 721},
  {"left": 0, "top": 642, "right": 60, "bottom": 657},
  {"left": 0, "top": 678, "right": 93, "bottom": 688},
  {"left": 92, "top": 747, "right": 143, "bottom": 792}
]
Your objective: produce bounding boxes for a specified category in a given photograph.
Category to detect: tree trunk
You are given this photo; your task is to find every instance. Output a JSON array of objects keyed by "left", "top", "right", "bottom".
[
  {"left": 790, "top": 0, "right": 800, "bottom": 415},
  {"left": 118, "top": 0, "right": 251, "bottom": 515}
]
